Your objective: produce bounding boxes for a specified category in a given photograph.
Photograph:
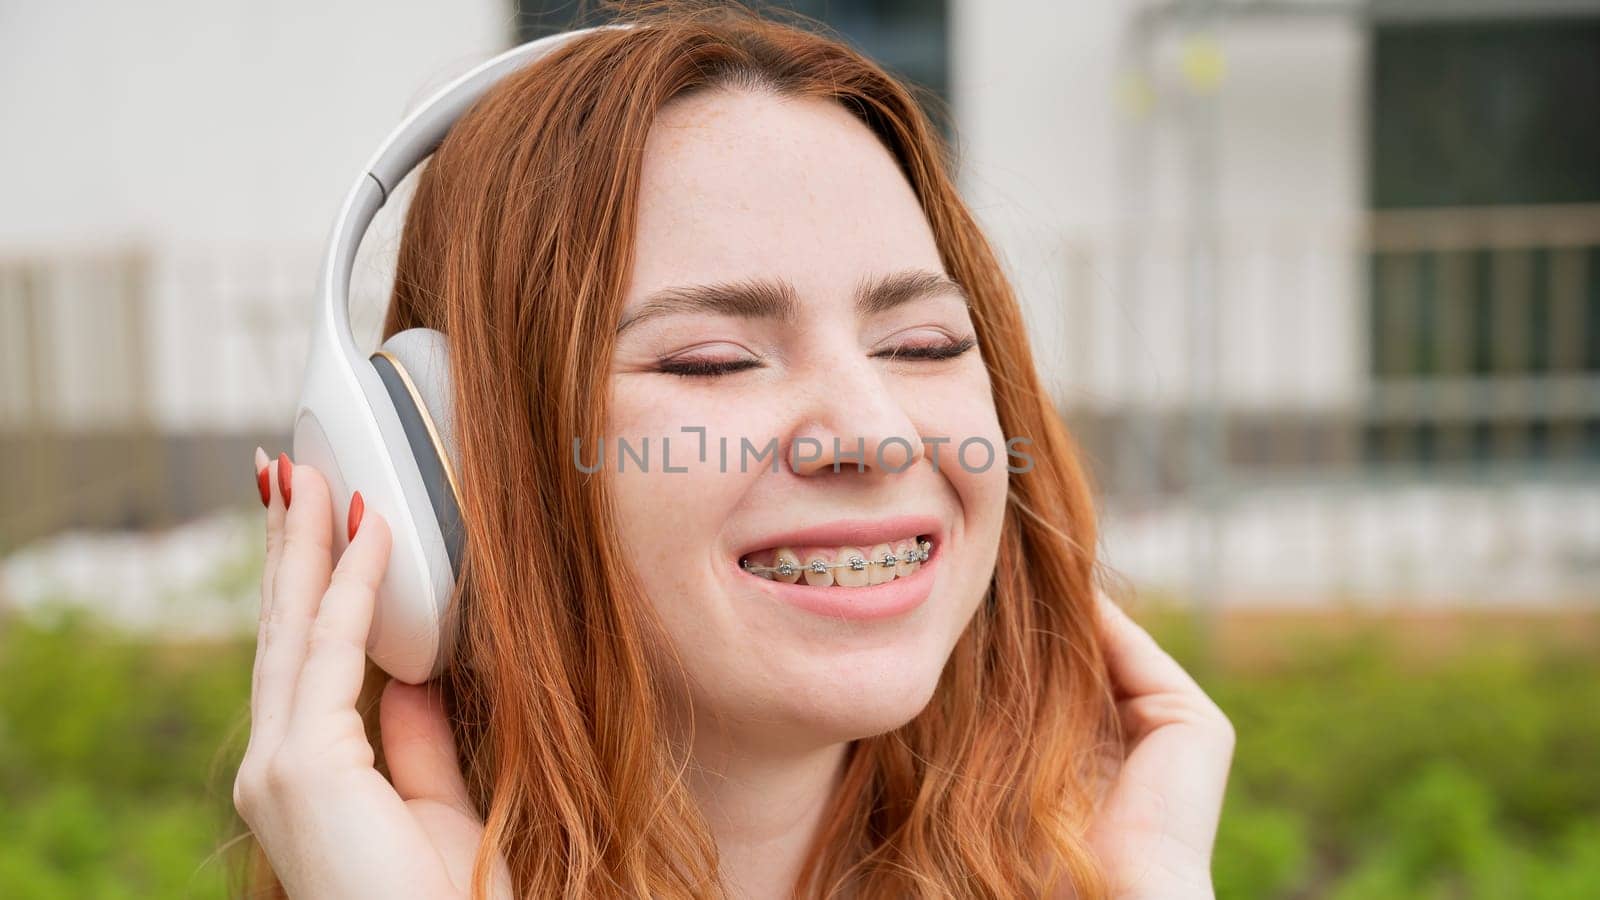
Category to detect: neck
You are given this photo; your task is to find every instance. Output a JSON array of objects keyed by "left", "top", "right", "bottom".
[{"left": 686, "top": 731, "right": 850, "bottom": 899}]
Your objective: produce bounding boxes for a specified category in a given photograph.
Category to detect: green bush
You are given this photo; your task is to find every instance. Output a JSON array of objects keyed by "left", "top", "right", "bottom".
[
  {"left": 1211, "top": 802, "right": 1311, "bottom": 900},
  {"left": 0, "top": 609, "right": 252, "bottom": 898},
  {"left": 0, "top": 605, "right": 1596, "bottom": 897},
  {"left": 1154, "top": 614, "right": 1600, "bottom": 900}
]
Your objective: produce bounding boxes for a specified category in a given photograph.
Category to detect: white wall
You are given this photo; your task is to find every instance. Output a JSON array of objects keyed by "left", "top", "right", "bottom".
[
  {"left": 0, "top": 1, "right": 510, "bottom": 430},
  {"left": 949, "top": 0, "right": 1120, "bottom": 403},
  {"left": 0, "top": 0, "right": 510, "bottom": 250},
  {"left": 950, "top": 2, "right": 1368, "bottom": 411}
]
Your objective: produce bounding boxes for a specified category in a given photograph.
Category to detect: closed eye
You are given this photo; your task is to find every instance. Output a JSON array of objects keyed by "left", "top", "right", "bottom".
[
  {"left": 655, "top": 335, "right": 977, "bottom": 379},
  {"left": 872, "top": 335, "right": 977, "bottom": 362},
  {"left": 655, "top": 357, "right": 764, "bottom": 378}
]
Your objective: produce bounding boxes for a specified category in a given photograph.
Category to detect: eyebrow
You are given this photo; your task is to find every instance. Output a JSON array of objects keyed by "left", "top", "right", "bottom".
[{"left": 615, "top": 269, "right": 970, "bottom": 335}]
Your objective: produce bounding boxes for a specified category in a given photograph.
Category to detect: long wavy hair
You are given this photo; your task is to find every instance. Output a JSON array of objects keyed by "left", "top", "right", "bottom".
[{"left": 231, "top": 2, "right": 1121, "bottom": 896}]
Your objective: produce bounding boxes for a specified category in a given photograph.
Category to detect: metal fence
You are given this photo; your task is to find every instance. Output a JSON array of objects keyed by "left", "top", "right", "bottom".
[
  {"left": 1059, "top": 203, "right": 1600, "bottom": 611},
  {"left": 2, "top": 205, "right": 1598, "bottom": 621},
  {"left": 0, "top": 242, "right": 394, "bottom": 554}
]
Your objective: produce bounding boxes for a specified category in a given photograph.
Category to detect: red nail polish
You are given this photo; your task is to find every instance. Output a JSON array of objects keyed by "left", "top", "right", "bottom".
[
  {"left": 278, "top": 453, "right": 293, "bottom": 508},
  {"left": 348, "top": 491, "right": 364, "bottom": 541},
  {"left": 257, "top": 465, "right": 270, "bottom": 507}
]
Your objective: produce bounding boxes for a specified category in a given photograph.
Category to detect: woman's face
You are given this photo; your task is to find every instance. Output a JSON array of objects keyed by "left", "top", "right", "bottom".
[{"left": 607, "top": 89, "right": 1009, "bottom": 750}]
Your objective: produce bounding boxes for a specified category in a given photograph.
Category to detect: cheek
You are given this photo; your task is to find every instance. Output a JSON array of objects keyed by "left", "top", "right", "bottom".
[
  {"left": 603, "top": 384, "right": 755, "bottom": 609},
  {"left": 925, "top": 377, "right": 1011, "bottom": 618},
  {"left": 923, "top": 378, "right": 1010, "bottom": 499}
]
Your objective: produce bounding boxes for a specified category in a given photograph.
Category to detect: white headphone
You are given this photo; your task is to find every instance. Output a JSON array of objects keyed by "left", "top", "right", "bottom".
[{"left": 291, "top": 23, "right": 632, "bottom": 684}]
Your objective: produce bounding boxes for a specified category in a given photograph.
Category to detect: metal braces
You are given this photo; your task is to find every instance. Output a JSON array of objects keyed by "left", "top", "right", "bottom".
[{"left": 740, "top": 539, "right": 933, "bottom": 578}]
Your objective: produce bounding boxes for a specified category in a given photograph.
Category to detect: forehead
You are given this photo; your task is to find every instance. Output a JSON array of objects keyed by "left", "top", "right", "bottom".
[{"left": 624, "top": 88, "right": 944, "bottom": 307}]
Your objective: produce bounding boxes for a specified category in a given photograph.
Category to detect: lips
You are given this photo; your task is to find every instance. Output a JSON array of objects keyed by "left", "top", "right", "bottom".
[
  {"left": 730, "top": 515, "right": 945, "bottom": 621},
  {"left": 733, "top": 514, "right": 944, "bottom": 564},
  {"left": 732, "top": 515, "right": 940, "bottom": 605}
]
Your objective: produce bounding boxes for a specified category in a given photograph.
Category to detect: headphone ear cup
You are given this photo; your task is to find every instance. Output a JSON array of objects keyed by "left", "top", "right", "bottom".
[{"left": 369, "top": 328, "right": 465, "bottom": 580}]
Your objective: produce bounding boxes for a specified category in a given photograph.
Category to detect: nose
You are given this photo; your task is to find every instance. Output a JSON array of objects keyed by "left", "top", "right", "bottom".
[{"left": 785, "top": 352, "right": 925, "bottom": 478}]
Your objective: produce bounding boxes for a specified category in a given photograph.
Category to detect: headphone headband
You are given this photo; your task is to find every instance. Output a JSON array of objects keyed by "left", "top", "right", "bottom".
[
  {"left": 316, "top": 23, "right": 634, "bottom": 366},
  {"left": 294, "top": 23, "right": 633, "bottom": 683}
]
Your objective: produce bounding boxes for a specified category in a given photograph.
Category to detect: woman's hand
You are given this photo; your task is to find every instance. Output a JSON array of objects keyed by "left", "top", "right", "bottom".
[
  {"left": 234, "top": 450, "right": 509, "bottom": 899},
  {"left": 1086, "top": 593, "right": 1235, "bottom": 899}
]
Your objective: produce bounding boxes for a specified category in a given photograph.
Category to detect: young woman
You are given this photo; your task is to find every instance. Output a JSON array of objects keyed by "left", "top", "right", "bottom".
[{"left": 232, "top": 3, "right": 1233, "bottom": 897}]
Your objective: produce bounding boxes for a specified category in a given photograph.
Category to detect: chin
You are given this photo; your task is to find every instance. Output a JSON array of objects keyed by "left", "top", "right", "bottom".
[
  {"left": 733, "top": 580, "right": 983, "bottom": 745},
  {"left": 772, "top": 645, "right": 950, "bottom": 743}
]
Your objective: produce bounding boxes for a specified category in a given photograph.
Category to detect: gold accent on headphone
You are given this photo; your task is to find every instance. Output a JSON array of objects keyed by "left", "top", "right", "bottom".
[{"left": 371, "top": 350, "right": 464, "bottom": 514}]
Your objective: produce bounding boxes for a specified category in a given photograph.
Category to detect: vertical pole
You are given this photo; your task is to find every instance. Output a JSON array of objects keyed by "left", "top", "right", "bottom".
[
  {"left": 1115, "top": 15, "right": 1158, "bottom": 509},
  {"left": 1181, "top": 2, "right": 1226, "bottom": 659}
]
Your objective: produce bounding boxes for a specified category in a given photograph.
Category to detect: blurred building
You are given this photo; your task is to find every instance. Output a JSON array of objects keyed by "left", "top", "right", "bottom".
[
  {"left": 0, "top": 0, "right": 508, "bottom": 542},
  {"left": 949, "top": 0, "right": 1600, "bottom": 607},
  {"left": 2, "top": 1, "right": 1597, "bottom": 626}
]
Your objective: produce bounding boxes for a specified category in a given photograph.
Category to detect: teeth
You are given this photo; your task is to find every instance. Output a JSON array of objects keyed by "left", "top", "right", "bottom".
[
  {"left": 740, "top": 536, "right": 932, "bottom": 588},
  {"left": 894, "top": 538, "right": 919, "bottom": 578},
  {"left": 867, "top": 543, "right": 894, "bottom": 585},
  {"left": 834, "top": 547, "right": 869, "bottom": 587},
  {"left": 802, "top": 551, "right": 834, "bottom": 587},
  {"left": 773, "top": 548, "right": 802, "bottom": 584}
]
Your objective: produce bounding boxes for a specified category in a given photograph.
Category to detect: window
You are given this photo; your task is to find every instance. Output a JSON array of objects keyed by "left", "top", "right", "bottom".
[
  {"left": 512, "top": 1, "right": 950, "bottom": 125},
  {"left": 1366, "top": 15, "right": 1600, "bottom": 464}
]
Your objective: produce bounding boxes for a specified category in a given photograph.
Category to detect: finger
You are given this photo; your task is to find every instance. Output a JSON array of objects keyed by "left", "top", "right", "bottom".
[
  {"left": 1109, "top": 697, "right": 1236, "bottom": 861},
  {"left": 1115, "top": 692, "right": 1233, "bottom": 750},
  {"left": 260, "top": 447, "right": 288, "bottom": 614},
  {"left": 250, "top": 447, "right": 287, "bottom": 726},
  {"left": 381, "top": 678, "right": 474, "bottom": 814},
  {"left": 254, "top": 459, "right": 336, "bottom": 747},
  {"left": 1095, "top": 591, "right": 1211, "bottom": 703},
  {"left": 290, "top": 508, "right": 390, "bottom": 727}
]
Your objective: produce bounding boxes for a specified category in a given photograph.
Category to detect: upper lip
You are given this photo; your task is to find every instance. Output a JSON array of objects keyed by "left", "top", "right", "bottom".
[{"left": 734, "top": 514, "right": 944, "bottom": 557}]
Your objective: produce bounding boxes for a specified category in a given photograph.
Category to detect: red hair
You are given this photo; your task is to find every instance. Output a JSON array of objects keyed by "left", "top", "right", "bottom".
[{"left": 234, "top": 2, "right": 1120, "bottom": 895}]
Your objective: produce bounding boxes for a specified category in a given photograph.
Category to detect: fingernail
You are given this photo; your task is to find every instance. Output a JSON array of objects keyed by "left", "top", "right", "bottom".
[
  {"left": 254, "top": 446, "right": 270, "bottom": 507},
  {"left": 277, "top": 452, "right": 293, "bottom": 508},
  {"left": 347, "top": 491, "right": 365, "bottom": 541}
]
